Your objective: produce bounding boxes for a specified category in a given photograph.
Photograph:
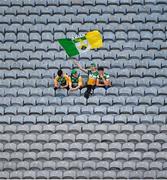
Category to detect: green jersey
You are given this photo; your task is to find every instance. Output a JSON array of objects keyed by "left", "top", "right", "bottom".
[{"left": 71, "top": 76, "right": 79, "bottom": 87}]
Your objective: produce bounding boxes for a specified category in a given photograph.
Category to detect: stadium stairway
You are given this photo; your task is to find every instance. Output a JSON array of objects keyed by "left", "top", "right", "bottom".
[{"left": 0, "top": 0, "right": 167, "bottom": 179}]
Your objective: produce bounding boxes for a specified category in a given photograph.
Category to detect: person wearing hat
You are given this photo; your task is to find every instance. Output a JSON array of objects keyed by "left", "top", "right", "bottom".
[
  {"left": 69, "top": 69, "right": 83, "bottom": 91},
  {"left": 54, "top": 69, "right": 69, "bottom": 90},
  {"left": 74, "top": 60, "right": 98, "bottom": 98}
]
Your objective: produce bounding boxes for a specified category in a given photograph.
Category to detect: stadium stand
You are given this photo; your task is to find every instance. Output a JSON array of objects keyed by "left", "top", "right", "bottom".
[{"left": 0, "top": 0, "right": 167, "bottom": 178}]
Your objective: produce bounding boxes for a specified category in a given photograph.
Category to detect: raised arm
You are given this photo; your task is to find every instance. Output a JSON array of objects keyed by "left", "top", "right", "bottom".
[
  {"left": 54, "top": 77, "right": 58, "bottom": 88},
  {"left": 74, "top": 60, "right": 88, "bottom": 74}
]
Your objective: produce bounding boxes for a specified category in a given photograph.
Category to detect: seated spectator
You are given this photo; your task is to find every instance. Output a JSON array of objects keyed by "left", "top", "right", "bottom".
[
  {"left": 54, "top": 69, "right": 69, "bottom": 90},
  {"left": 69, "top": 69, "right": 83, "bottom": 91},
  {"left": 96, "top": 66, "right": 111, "bottom": 89},
  {"left": 74, "top": 60, "right": 99, "bottom": 98}
]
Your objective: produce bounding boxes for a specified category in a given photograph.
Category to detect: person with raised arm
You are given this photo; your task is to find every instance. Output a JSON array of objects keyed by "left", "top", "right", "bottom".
[{"left": 74, "top": 60, "right": 98, "bottom": 98}]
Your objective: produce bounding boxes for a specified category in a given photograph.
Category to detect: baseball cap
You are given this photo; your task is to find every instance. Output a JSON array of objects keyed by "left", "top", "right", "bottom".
[
  {"left": 71, "top": 69, "right": 77, "bottom": 75},
  {"left": 90, "top": 62, "right": 96, "bottom": 67}
]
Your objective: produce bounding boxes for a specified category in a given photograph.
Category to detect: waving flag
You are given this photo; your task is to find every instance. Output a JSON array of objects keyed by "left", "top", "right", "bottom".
[{"left": 57, "top": 30, "right": 103, "bottom": 57}]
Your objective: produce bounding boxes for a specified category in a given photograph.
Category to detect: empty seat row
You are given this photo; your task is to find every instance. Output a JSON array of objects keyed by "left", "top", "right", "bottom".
[
  {"left": 0, "top": 150, "right": 167, "bottom": 162},
  {"left": 0, "top": 95, "right": 167, "bottom": 107},
  {"left": 0, "top": 1, "right": 167, "bottom": 8},
  {"left": 0, "top": 5, "right": 166, "bottom": 16},
  {"left": 0, "top": 156, "right": 167, "bottom": 173},
  {"left": 1, "top": 136, "right": 167, "bottom": 153},
  {"left": 1, "top": 114, "right": 166, "bottom": 125},
  {"left": 99, "top": 87, "right": 167, "bottom": 96},
  {"left": 1, "top": 23, "right": 167, "bottom": 35},
  {"left": 1, "top": 0, "right": 167, "bottom": 6},
  {"left": 1, "top": 13, "right": 167, "bottom": 26},
  {"left": 0, "top": 105, "right": 167, "bottom": 116},
  {"left": 106, "top": 31, "right": 167, "bottom": 41},
  {"left": 0, "top": 133, "right": 167, "bottom": 144},
  {"left": 1, "top": 123, "right": 167, "bottom": 134},
  {"left": 0, "top": 87, "right": 57, "bottom": 97},
  {"left": 1, "top": 170, "right": 167, "bottom": 179}
]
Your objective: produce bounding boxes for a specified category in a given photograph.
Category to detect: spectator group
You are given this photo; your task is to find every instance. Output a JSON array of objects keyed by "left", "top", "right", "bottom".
[{"left": 54, "top": 60, "right": 112, "bottom": 99}]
